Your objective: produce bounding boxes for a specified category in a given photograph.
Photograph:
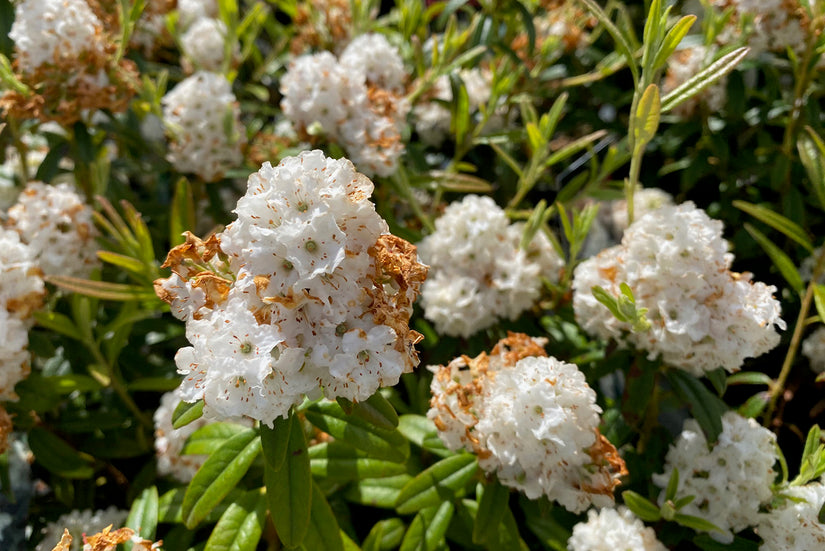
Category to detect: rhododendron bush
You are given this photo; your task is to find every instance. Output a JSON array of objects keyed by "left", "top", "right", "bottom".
[{"left": 2, "top": 0, "right": 825, "bottom": 549}]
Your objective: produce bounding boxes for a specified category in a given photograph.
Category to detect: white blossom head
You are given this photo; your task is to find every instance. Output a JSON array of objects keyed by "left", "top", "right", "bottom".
[
  {"left": 802, "top": 326, "right": 825, "bottom": 373},
  {"left": 34, "top": 507, "right": 128, "bottom": 551},
  {"left": 418, "top": 195, "right": 563, "bottom": 338},
  {"left": 428, "top": 333, "right": 626, "bottom": 513},
  {"left": 567, "top": 506, "right": 667, "bottom": 551},
  {"left": 340, "top": 33, "right": 406, "bottom": 93},
  {"left": 652, "top": 411, "right": 778, "bottom": 542},
  {"left": 6, "top": 182, "right": 99, "bottom": 279},
  {"left": 155, "top": 150, "right": 427, "bottom": 425},
  {"left": 573, "top": 201, "right": 785, "bottom": 375},
  {"left": 181, "top": 17, "right": 238, "bottom": 72},
  {"left": 608, "top": 187, "right": 674, "bottom": 235},
  {"left": 178, "top": 0, "right": 219, "bottom": 29},
  {"left": 755, "top": 482, "right": 825, "bottom": 550},
  {"left": 161, "top": 71, "right": 246, "bottom": 182}
]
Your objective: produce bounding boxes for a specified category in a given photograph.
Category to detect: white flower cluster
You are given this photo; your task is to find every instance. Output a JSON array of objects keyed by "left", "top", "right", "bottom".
[
  {"left": 0, "top": 227, "right": 44, "bottom": 401},
  {"left": 428, "top": 333, "right": 626, "bottom": 513},
  {"left": 802, "top": 326, "right": 825, "bottom": 373},
  {"left": 608, "top": 187, "right": 674, "bottom": 236},
  {"left": 573, "top": 201, "right": 785, "bottom": 375},
  {"left": 755, "top": 483, "right": 825, "bottom": 550},
  {"left": 153, "top": 391, "right": 212, "bottom": 483},
  {"left": 413, "top": 67, "right": 507, "bottom": 147},
  {"left": 663, "top": 45, "right": 727, "bottom": 116},
  {"left": 178, "top": 0, "right": 219, "bottom": 29},
  {"left": 181, "top": 17, "right": 237, "bottom": 72},
  {"left": 155, "top": 150, "right": 427, "bottom": 426},
  {"left": 161, "top": 71, "right": 246, "bottom": 182},
  {"left": 652, "top": 411, "right": 778, "bottom": 542},
  {"left": 280, "top": 33, "right": 409, "bottom": 177},
  {"left": 6, "top": 182, "right": 99, "bottom": 279},
  {"left": 418, "top": 195, "right": 563, "bottom": 338},
  {"left": 8, "top": 0, "right": 104, "bottom": 75},
  {"left": 34, "top": 507, "right": 128, "bottom": 551},
  {"left": 711, "top": 0, "right": 808, "bottom": 57},
  {"left": 567, "top": 506, "right": 667, "bottom": 551}
]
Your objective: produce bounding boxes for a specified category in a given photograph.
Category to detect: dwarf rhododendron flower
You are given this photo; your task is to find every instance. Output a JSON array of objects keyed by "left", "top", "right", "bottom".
[
  {"left": 653, "top": 411, "right": 778, "bottom": 542},
  {"left": 418, "top": 195, "right": 563, "bottom": 338},
  {"left": 801, "top": 326, "right": 825, "bottom": 373},
  {"left": 34, "top": 507, "right": 128, "bottom": 551},
  {"left": 6, "top": 182, "right": 99, "bottom": 279},
  {"left": 161, "top": 72, "right": 246, "bottom": 182},
  {"left": 181, "top": 18, "right": 237, "bottom": 72},
  {"left": 755, "top": 483, "right": 825, "bottom": 550},
  {"left": 428, "top": 333, "right": 626, "bottom": 513},
  {"left": 573, "top": 201, "right": 784, "bottom": 375},
  {"left": 155, "top": 150, "right": 427, "bottom": 425},
  {"left": 567, "top": 506, "right": 667, "bottom": 551}
]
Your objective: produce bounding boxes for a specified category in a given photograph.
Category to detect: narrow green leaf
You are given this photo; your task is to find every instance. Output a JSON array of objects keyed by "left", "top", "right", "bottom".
[
  {"left": 743, "top": 223, "right": 804, "bottom": 294},
  {"left": 96, "top": 251, "right": 146, "bottom": 276},
  {"left": 633, "top": 84, "right": 661, "bottom": 150},
  {"left": 544, "top": 130, "right": 608, "bottom": 168},
  {"left": 125, "top": 486, "right": 159, "bottom": 551},
  {"left": 363, "top": 518, "right": 406, "bottom": 551},
  {"left": 665, "top": 468, "right": 679, "bottom": 502},
  {"left": 305, "top": 400, "right": 409, "bottom": 463},
  {"left": 32, "top": 311, "right": 85, "bottom": 341},
  {"left": 397, "top": 415, "right": 451, "bottom": 458},
  {"left": 266, "top": 413, "right": 311, "bottom": 547},
  {"left": 172, "top": 400, "right": 204, "bottom": 430},
  {"left": 802, "top": 425, "right": 822, "bottom": 463},
  {"left": 621, "top": 490, "right": 661, "bottom": 522},
  {"left": 641, "top": 0, "right": 662, "bottom": 73},
  {"left": 652, "top": 15, "right": 696, "bottom": 70},
  {"left": 309, "top": 441, "right": 408, "bottom": 481},
  {"left": 28, "top": 427, "right": 94, "bottom": 479},
  {"left": 578, "top": 0, "right": 640, "bottom": 83},
  {"left": 799, "top": 126, "right": 825, "bottom": 212},
  {"left": 706, "top": 368, "right": 727, "bottom": 397},
  {"left": 449, "top": 73, "right": 470, "bottom": 146},
  {"left": 472, "top": 480, "right": 509, "bottom": 545},
  {"left": 662, "top": 47, "right": 749, "bottom": 113},
  {"left": 735, "top": 201, "right": 814, "bottom": 252},
  {"left": 428, "top": 170, "right": 494, "bottom": 193},
  {"left": 541, "top": 92, "right": 568, "bottom": 143},
  {"left": 674, "top": 512, "right": 725, "bottom": 533},
  {"left": 399, "top": 502, "right": 454, "bottom": 551},
  {"left": 260, "top": 414, "right": 291, "bottom": 472},
  {"left": 204, "top": 490, "right": 266, "bottom": 551},
  {"left": 395, "top": 454, "right": 478, "bottom": 514},
  {"left": 182, "top": 428, "right": 261, "bottom": 528},
  {"left": 667, "top": 370, "right": 727, "bottom": 443},
  {"left": 813, "top": 285, "right": 825, "bottom": 324},
  {"left": 349, "top": 393, "right": 399, "bottom": 430},
  {"left": 738, "top": 392, "right": 770, "bottom": 419},
  {"left": 170, "top": 179, "right": 195, "bottom": 249},
  {"left": 302, "top": 481, "right": 344, "bottom": 551},
  {"left": 182, "top": 423, "right": 250, "bottom": 456},
  {"left": 43, "top": 275, "right": 157, "bottom": 302},
  {"left": 158, "top": 488, "right": 186, "bottom": 523},
  {"left": 693, "top": 533, "right": 760, "bottom": 551},
  {"left": 727, "top": 372, "right": 773, "bottom": 386},
  {"left": 345, "top": 474, "right": 413, "bottom": 509}
]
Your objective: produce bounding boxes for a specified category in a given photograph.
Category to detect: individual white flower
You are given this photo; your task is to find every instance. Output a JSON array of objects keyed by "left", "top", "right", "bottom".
[
  {"left": 802, "top": 326, "right": 825, "bottom": 373},
  {"left": 280, "top": 46, "right": 409, "bottom": 177},
  {"left": 428, "top": 333, "right": 626, "bottom": 513},
  {"left": 181, "top": 18, "right": 238, "bottom": 72},
  {"left": 755, "top": 483, "right": 825, "bottom": 550},
  {"left": 34, "top": 507, "right": 128, "bottom": 551},
  {"left": 161, "top": 71, "right": 246, "bottom": 182},
  {"left": 573, "top": 201, "right": 785, "bottom": 375},
  {"left": 652, "top": 411, "right": 778, "bottom": 542},
  {"left": 6, "top": 182, "right": 99, "bottom": 279},
  {"left": 155, "top": 150, "right": 427, "bottom": 425},
  {"left": 568, "top": 506, "right": 667, "bottom": 551},
  {"left": 8, "top": 0, "right": 104, "bottom": 74},
  {"left": 418, "top": 195, "right": 563, "bottom": 338}
]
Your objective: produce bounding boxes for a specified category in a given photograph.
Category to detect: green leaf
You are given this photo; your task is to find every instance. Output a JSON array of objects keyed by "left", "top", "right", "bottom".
[
  {"left": 32, "top": 311, "right": 85, "bottom": 341},
  {"left": 348, "top": 393, "right": 399, "bottom": 430},
  {"left": 621, "top": 490, "right": 661, "bottom": 522},
  {"left": 544, "top": 130, "right": 608, "bottom": 168},
  {"left": 28, "top": 427, "right": 94, "bottom": 479},
  {"left": 738, "top": 392, "right": 770, "bottom": 419},
  {"left": 473, "top": 480, "right": 509, "bottom": 545},
  {"left": 182, "top": 423, "right": 250, "bottom": 456},
  {"left": 578, "top": 0, "right": 640, "bottom": 84},
  {"left": 743, "top": 223, "right": 804, "bottom": 294},
  {"left": 399, "top": 502, "right": 454, "bottom": 551},
  {"left": 661, "top": 47, "right": 749, "bottom": 113},
  {"left": 706, "top": 368, "right": 727, "bottom": 397},
  {"left": 305, "top": 400, "right": 409, "bottom": 463},
  {"left": 397, "top": 415, "right": 451, "bottom": 458},
  {"left": 735, "top": 201, "right": 814, "bottom": 252},
  {"left": 449, "top": 73, "right": 470, "bottom": 146},
  {"left": 182, "top": 428, "right": 261, "bottom": 528},
  {"left": 266, "top": 413, "right": 311, "bottom": 548},
  {"left": 799, "top": 127, "right": 825, "bottom": 212},
  {"left": 395, "top": 454, "right": 478, "bottom": 514},
  {"left": 204, "top": 490, "right": 266, "bottom": 551},
  {"left": 813, "top": 284, "right": 825, "bottom": 324},
  {"left": 172, "top": 400, "right": 204, "bottom": 430},
  {"left": 633, "top": 84, "right": 661, "bottom": 150},
  {"left": 309, "top": 441, "right": 408, "bottom": 481},
  {"left": 693, "top": 534, "right": 759, "bottom": 551},
  {"left": 302, "top": 481, "right": 344, "bottom": 551},
  {"left": 652, "top": 15, "right": 696, "bottom": 70},
  {"left": 43, "top": 275, "right": 158, "bottom": 302},
  {"left": 171, "top": 177, "right": 196, "bottom": 247},
  {"left": 260, "top": 414, "right": 291, "bottom": 473},
  {"left": 664, "top": 468, "right": 679, "bottom": 502},
  {"left": 125, "top": 486, "right": 159, "bottom": 551},
  {"left": 674, "top": 512, "right": 725, "bottom": 533},
  {"left": 667, "top": 370, "right": 727, "bottom": 443},
  {"left": 726, "top": 372, "right": 773, "bottom": 386},
  {"left": 345, "top": 474, "right": 413, "bottom": 509},
  {"left": 363, "top": 519, "right": 406, "bottom": 551},
  {"left": 96, "top": 251, "right": 147, "bottom": 277}
]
